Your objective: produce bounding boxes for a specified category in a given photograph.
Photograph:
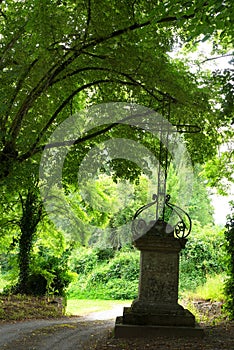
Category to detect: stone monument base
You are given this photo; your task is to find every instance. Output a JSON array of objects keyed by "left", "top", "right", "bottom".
[
  {"left": 114, "top": 316, "right": 204, "bottom": 338},
  {"left": 114, "top": 221, "right": 205, "bottom": 339},
  {"left": 121, "top": 304, "right": 196, "bottom": 326}
]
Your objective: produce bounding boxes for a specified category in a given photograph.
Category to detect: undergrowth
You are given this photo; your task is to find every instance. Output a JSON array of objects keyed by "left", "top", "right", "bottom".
[
  {"left": 182, "top": 274, "right": 226, "bottom": 302},
  {"left": 0, "top": 294, "right": 65, "bottom": 321}
]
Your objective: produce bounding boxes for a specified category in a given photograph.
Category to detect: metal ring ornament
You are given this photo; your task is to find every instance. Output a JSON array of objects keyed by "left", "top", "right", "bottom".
[
  {"left": 132, "top": 193, "right": 192, "bottom": 239},
  {"left": 165, "top": 197, "right": 192, "bottom": 239},
  {"left": 131, "top": 196, "right": 157, "bottom": 237}
]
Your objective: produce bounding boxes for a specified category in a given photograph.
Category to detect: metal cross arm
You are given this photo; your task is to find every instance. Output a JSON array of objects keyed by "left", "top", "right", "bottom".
[{"left": 132, "top": 101, "right": 200, "bottom": 240}]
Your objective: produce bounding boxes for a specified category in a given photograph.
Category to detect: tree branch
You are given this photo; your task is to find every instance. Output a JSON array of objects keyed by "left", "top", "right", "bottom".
[
  {"left": 157, "top": 13, "right": 194, "bottom": 24},
  {"left": 200, "top": 53, "right": 233, "bottom": 64},
  {"left": 0, "top": 23, "right": 27, "bottom": 68},
  {"left": 3, "top": 58, "right": 39, "bottom": 129},
  {"left": 31, "top": 108, "right": 156, "bottom": 151},
  {"left": 51, "top": 65, "right": 174, "bottom": 102},
  {"left": 19, "top": 67, "right": 177, "bottom": 161},
  {"left": 17, "top": 78, "right": 138, "bottom": 161},
  {"left": 8, "top": 50, "right": 74, "bottom": 142},
  {"left": 7, "top": 9, "right": 197, "bottom": 144}
]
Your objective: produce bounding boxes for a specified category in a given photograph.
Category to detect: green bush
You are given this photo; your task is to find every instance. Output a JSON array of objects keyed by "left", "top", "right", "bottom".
[
  {"left": 67, "top": 223, "right": 227, "bottom": 301},
  {"left": 21, "top": 273, "right": 47, "bottom": 296},
  {"left": 0, "top": 253, "right": 18, "bottom": 292},
  {"left": 69, "top": 248, "right": 99, "bottom": 274},
  {"left": 67, "top": 249, "right": 140, "bottom": 300},
  {"left": 179, "top": 222, "right": 226, "bottom": 292},
  {"left": 224, "top": 212, "right": 234, "bottom": 319},
  {"left": 182, "top": 274, "right": 226, "bottom": 301},
  {"left": 105, "top": 278, "right": 138, "bottom": 299},
  {"left": 105, "top": 252, "right": 140, "bottom": 281},
  {"left": 88, "top": 265, "right": 110, "bottom": 285},
  {"left": 67, "top": 274, "right": 108, "bottom": 299},
  {"left": 29, "top": 247, "right": 73, "bottom": 296},
  {"left": 94, "top": 248, "right": 115, "bottom": 261}
]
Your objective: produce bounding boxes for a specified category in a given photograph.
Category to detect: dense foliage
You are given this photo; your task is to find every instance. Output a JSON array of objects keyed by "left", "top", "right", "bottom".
[
  {"left": 0, "top": 0, "right": 233, "bottom": 181},
  {"left": 0, "top": 0, "right": 233, "bottom": 310},
  {"left": 224, "top": 206, "right": 234, "bottom": 319},
  {"left": 66, "top": 222, "right": 226, "bottom": 300},
  {"left": 179, "top": 222, "right": 226, "bottom": 291}
]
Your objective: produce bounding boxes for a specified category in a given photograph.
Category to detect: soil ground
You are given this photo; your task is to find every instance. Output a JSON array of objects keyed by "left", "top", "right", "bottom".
[{"left": 0, "top": 306, "right": 233, "bottom": 350}]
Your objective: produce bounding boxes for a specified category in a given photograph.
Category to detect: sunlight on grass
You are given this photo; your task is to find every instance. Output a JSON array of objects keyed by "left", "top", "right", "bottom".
[
  {"left": 66, "top": 299, "right": 131, "bottom": 316},
  {"left": 184, "top": 274, "right": 226, "bottom": 301},
  {"left": 0, "top": 276, "right": 9, "bottom": 293}
]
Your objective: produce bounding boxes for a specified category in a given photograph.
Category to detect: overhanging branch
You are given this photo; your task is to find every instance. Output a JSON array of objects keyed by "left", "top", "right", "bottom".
[
  {"left": 6, "top": 8, "right": 197, "bottom": 147},
  {"left": 17, "top": 78, "right": 138, "bottom": 161},
  {"left": 51, "top": 66, "right": 175, "bottom": 102},
  {"left": 28, "top": 108, "right": 157, "bottom": 152},
  {"left": 200, "top": 53, "right": 233, "bottom": 64}
]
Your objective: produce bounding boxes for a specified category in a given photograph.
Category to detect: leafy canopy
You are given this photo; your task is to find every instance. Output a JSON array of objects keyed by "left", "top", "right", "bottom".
[{"left": 0, "top": 0, "right": 233, "bottom": 184}]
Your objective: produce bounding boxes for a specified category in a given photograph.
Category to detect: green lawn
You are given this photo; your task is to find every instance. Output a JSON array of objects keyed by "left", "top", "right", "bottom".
[{"left": 66, "top": 299, "right": 131, "bottom": 316}]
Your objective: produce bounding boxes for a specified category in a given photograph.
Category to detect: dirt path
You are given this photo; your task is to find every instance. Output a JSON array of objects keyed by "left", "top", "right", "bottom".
[
  {"left": 0, "top": 307, "right": 233, "bottom": 350},
  {"left": 0, "top": 319, "right": 113, "bottom": 350},
  {"left": 0, "top": 306, "right": 122, "bottom": 350}
]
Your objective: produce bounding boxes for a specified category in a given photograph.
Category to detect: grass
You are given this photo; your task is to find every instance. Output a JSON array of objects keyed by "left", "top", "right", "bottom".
[
  {"left": 0, "top": 273, "right": 227, "bottom": 322},
  {"left": 0, "top": 295, "right": 131, "bottom": 321},
  {"left": 0, "top": 276, "right": 9, "bottom": 293},
  {"left": 183, "top": 274, "right": 226, "bottom": 302},
  {"left": 66, "top": 299, "right": 131, "bottom": 316},
  {"left": 0, "top": 294, "right": 65, "bottom": 321}
]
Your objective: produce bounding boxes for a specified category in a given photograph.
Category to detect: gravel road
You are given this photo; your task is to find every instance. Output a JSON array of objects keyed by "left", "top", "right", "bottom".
[
  {"left": 0, "top": 306, "right": 124, "bottom": 350},
  {"left": 1, "top": 306, "right": 233, "bottom": 350}
]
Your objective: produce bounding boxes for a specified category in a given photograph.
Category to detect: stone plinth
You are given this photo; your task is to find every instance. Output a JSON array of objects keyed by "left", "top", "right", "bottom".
[
  {"left": 114, "top": 221, "right": 204, "bottom": 338},
  {"left": 115, "top": 318, "right": 204, "bottom": 338}
]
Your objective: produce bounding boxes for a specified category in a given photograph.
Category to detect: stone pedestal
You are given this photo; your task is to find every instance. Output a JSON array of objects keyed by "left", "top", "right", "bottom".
[{"left": 114, "top": 221, "right": 204, "bottom": 338}]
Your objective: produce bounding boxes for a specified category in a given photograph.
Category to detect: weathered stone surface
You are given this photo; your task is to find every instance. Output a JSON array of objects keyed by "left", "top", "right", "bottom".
[
  {"left": 122, "top": 306, "right": 195, "bottom": 326},
  {"left": 114, "top": 221, "right": 204, "bottom": 338},
  {"left": 131, "top": 227, "right": 185, "bottom": 312},
  {"left": 137, "top": 248, "right": 179, "bottom": 304},
  {"left": 115, "top": 316, "right": 205, "bottom": 338}
]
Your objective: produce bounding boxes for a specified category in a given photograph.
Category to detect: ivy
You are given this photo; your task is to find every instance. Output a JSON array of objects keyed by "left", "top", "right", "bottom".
[{"left": 224, "top": 205, "right": 234, "bottom": 319}]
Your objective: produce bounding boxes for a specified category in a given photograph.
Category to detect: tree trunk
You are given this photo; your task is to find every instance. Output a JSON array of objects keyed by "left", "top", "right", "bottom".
[{"left": 15, "top": 189, "right": 43, "bottom": 294}]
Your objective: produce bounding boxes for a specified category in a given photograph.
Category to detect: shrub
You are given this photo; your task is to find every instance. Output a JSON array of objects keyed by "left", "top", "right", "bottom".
[
  {"left": 23, "top": 273, "right": 47, "bottom": 296},
  {"left": 67, "top": 224, "right": 227, "bottom": 301},
  {"left": 94, "top": 248, "right": 115, "bottom": 261},
  {"left": 179, "top": 222, "right": 226, "bottom": 292},
  {"left": 87, "top": 265, "right": 110, "bottom": 285},
  {"left": 105, "top": 278, "right": 138, "bottom": 299},
  {"left": 28, "top": 247, "right": 74, "bottom": 296},
  {"left": 106, "top": 251, "right": 140, "bottom": 281},
  {"left": 69, "top": 248, "right": 98, "bottom": 274},
  {"left": 224, "top": 211, "right": 234, "bottom": 319},
  {"left": 67, "top": 249, "right": 140, "bottom": 300},
  {"left": 182, "top": 274, "right": 226, "bottom": 301}
]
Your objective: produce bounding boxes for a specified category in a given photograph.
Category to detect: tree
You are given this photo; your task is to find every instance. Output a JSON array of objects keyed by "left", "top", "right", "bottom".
[
  {"left": 0, "top": 180, "right": 74, "bottom": 295},
  {"left": 0, "top": 0, "right": 233, "bottom": 182},
  {"left": 0, "top": 179, "right": 44, "bottom": 294},
  {"left": 14, "top": 187, "right": 43, "bottom": 294},
  {"left": 0, "top": 0, "right": 233, "bottom": 297},
  {"left": 166, "top": 164, "right": 214, "bottom": 225},
  {"left": 200, "top": 66, "right": 234, "bottom": 195}
]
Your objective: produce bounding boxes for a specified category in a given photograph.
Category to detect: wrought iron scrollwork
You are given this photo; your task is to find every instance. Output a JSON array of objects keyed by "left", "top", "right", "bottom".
[
  {"left": 164, "top": 195, "right": 192, "bottom": 238},
  {"left": 131, "top": 195, "right": 157, "bottom": 237},
  {"left": 131, "top": 97, "right": 199, "bottom": 242},
  {"left": 132, "top": 193, "right": 192, "bottom": 240}
]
